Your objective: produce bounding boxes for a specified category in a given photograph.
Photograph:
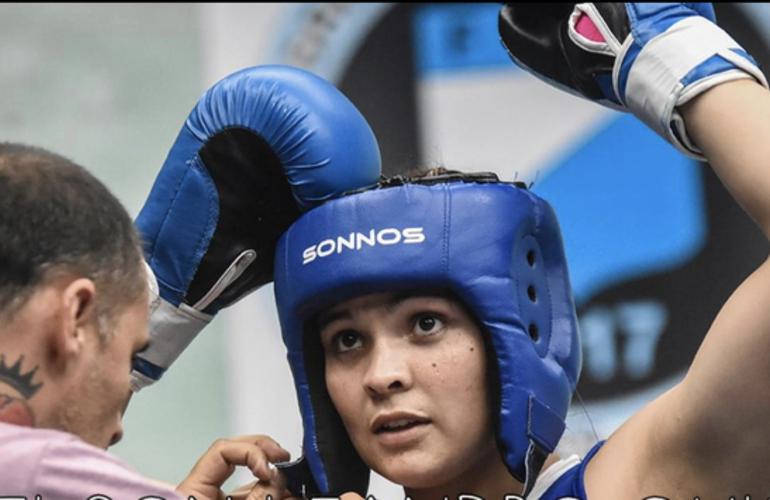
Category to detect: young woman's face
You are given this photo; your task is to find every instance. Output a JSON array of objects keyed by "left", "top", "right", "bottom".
[{"left": 318, "top": 291, "right": 499, "bottom": 488}]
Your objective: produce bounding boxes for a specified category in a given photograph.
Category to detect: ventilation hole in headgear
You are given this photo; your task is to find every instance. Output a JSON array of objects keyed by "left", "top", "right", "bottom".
[
  {"left": 528, "top": 323, "right": 539, "bottom": 342},
  {"left": 527, "top": 250, "right": 536, "bottom": 267},
  {"left": 527, "top": 285, "right": 537, "bottom": 303}
]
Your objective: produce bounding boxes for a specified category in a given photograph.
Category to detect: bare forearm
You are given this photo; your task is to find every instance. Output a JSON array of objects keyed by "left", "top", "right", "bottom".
[{"left": 681, "top": 79, "right": 770, "bottom": 238}]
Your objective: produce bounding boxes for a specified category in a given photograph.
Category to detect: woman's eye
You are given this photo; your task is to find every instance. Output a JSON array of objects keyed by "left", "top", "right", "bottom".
[
  {"left": 333, "top": 330, "right": 363, "bottom": 352},
  {"left": 413, "top": 314, "right": 444, "bottom": 336}
]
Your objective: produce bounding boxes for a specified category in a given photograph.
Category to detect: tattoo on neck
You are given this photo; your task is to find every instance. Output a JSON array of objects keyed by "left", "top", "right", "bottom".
[
  {"left": 0, "top": 393, "right": 36, "bottom": 427},
  {"left": 0, "top": 354, "right": 43, "bottom": 399}
]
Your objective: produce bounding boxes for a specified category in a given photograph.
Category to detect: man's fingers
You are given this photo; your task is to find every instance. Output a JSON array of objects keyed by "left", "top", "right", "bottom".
[
  {"left": 243, "top": 468, "right": 293, "bottom": 500},
  {"left": 178, "top": 436, "right": 293, "bottom": 500},
  {"left": 188, "top": 439, "right": 280, "bottom": 486},
  {"left": 251, "top": 435, "right": 292, "bottom": 463},
  {"left": 221, "top": 434, "right": 292, "bottom": 464},
  {"left": 228, "top": 481, "right": 256, "bottom": 500},
  {"left": 217, "top": 440, "right": 276, "bottom": 481},
  {"left": 340, "top": 493, "right": 366, "bottom": 500}
]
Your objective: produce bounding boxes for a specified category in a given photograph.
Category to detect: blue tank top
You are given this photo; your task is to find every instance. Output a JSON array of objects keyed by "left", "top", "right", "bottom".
[{"left": 533, "top": 441, "right": 605, "bottom": 500}]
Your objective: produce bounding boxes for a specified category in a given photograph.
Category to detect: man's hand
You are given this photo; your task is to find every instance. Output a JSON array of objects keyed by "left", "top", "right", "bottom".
[{"left": 176, "top": 435, "right": 292, "bottom": 500}]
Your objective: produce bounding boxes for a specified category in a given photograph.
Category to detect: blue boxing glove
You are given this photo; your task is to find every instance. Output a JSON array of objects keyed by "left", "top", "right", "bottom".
[
  {"left": 130, "top": 65, "right": 381, "bottom": 391},
  {"left": 499, "top": 3, "right": 768, "bottom": 160}
]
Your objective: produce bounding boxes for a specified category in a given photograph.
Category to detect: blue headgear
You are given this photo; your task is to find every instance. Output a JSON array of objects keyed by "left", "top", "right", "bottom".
[{"left": 273, "top": 173, "right": 581, "bottom": 498}]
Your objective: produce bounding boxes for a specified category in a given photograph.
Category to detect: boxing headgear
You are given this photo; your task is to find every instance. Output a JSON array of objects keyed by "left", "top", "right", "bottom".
[{"left": 274, "top": 173, "right": 581, "bottom": 497}]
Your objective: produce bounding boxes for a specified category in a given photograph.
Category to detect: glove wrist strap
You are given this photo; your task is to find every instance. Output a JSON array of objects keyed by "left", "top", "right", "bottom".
[
  {"left": 623, "top": 16, "right": 768, "bottom": 160},
  {"left": 130, "top": 298, "right": 213, "bottom": 392}
]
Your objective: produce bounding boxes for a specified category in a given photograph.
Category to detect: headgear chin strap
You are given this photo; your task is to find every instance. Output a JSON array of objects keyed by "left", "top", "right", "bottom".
[{"left": 274, "top": 173, "right": 581, "bottom": 498}]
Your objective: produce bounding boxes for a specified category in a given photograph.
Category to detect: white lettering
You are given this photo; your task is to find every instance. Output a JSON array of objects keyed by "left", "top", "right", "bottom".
[
  {"left": 316, "top": 239, "right": 335, "bottom": 258},
  {"left": 376, "top": 228, "right": 401, "bottom": 245},
  {"left": 301, "top": 228, "right": 427, "bottom": 265},
  {"left": 302, "top": 246, "right": 317, "bottom": 265},
  {"left": 356, "top": 229, "right": 376, "bottom": 249},
  {"left": 337, "top": 233, "right": 356, "bottom": 253},
  {"left": 403, "top": 227, "right": 425, "bottom": 243}
]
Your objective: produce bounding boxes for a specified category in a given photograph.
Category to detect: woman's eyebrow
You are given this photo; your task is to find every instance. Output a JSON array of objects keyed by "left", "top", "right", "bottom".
[
  {"left": 387, "top": 290, "right": 455, "bottom": 311},
  {"left": 317, "top": 290, "right": 456, "bottom": 332},
  {"left": 316, "top": 309, "right": 351, "bottom": 332}
]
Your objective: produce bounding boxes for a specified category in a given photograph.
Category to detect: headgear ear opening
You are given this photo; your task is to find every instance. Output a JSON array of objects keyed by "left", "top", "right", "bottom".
[{"left": 274, "top": 173, "right": 581, "bottom": 497}]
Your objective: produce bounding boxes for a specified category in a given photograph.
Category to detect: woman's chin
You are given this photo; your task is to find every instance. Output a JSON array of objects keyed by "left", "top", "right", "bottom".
[{"left": 373, "top": 459, "right": 451, "bottom": 490}]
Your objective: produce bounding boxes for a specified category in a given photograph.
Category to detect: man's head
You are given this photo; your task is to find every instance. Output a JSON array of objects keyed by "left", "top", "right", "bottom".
[
  {"left": 0, "top": 143, "right": 146, "bottom": 325},
  {"left": 0, "top": 142, "right": 149, "bottom": 448},
  {"left": 274, "top": 171, "right": 582, "bottom": 497}
]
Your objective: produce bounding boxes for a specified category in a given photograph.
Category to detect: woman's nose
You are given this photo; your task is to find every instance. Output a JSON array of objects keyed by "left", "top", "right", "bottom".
[{"left": 362, "top": 339, "right": 413, "bottom": 398}]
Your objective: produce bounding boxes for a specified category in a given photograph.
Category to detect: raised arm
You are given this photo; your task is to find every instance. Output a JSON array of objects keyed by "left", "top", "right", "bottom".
[
  {"left": 682, "top": 80, "right": 770, "bottom": 234},
  {"left": 654, "top": 78, "right": 770, "bottom": 495},
  {"left": 587, "top": 76, "right": 770, "bottom": 500},
  {"left": 499, "top": 3, "right": 770, "bottom": 498}
]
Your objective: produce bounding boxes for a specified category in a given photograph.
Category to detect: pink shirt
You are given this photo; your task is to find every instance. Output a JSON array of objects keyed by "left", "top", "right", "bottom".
[{"left": 0, "top": 422, "right": 182, "bottom": 500}]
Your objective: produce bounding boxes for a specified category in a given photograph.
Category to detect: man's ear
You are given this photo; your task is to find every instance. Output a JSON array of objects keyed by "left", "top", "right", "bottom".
[{"left": 52, "top": 278, "right": 98, "bottom": 362}]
